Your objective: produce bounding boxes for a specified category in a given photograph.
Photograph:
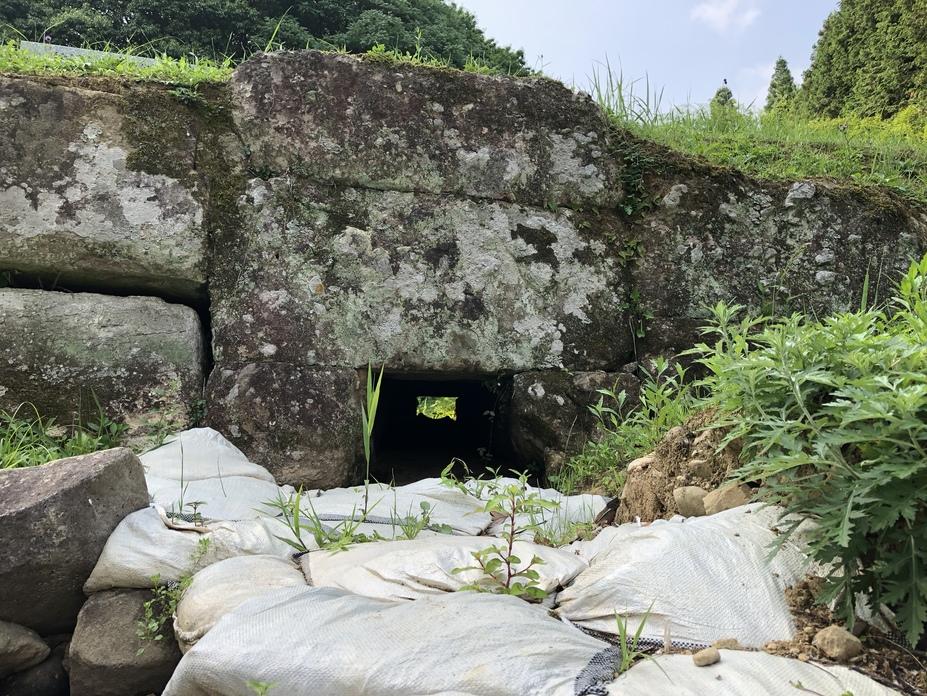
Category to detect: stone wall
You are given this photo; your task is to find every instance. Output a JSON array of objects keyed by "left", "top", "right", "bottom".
[{"left": 1, "top": 53, "right": 925, "bottom": 486}]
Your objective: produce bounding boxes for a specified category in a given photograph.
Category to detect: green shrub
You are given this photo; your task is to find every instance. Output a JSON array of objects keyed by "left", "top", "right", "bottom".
[
  {"left": 556, "top": 358, "right": 695, "bottom": 495},
  {"left": 691, "top": 255, "right": 927, "bottom": 645}
]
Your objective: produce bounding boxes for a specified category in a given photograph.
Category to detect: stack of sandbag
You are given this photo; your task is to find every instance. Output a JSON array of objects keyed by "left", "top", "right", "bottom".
[
  {"left": 173, "top": 556, "right": 307, "bottom": 652},
  {"left": 84, "top": 507, "right": 306, "bottom": 592},
  {"left": 556, "top": 504, "right": 813, "bottom": 648},
  {"left": 298, "top": 478, "right": 493, "bottom": 538},
  {"left": 142, "top": 428, "right": 294, "bottom": 521},
  {"left": 299, "top": 535, "right": 587, "bottom": 601},
  {"left": 164, "top": 587, "right": 620, "bottom": 696}
]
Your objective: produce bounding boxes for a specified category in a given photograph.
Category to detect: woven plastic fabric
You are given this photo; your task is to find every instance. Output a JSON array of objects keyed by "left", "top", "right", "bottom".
[
  {"left": 300, "top": 535, "right": 587, "bottom": 601},
  {"left": 164, "top": 587, "right": 614, "bottom": 696},
  {"left": 607, "top": 649, "right": 901, "bottom": 695},
  {"left": 556, "top": 504, "right": 811, "bottom": 647}
]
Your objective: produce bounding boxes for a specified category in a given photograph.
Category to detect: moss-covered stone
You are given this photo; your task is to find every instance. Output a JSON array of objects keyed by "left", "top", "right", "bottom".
[
  {"left": 210, "top": 177, "right": 633, "bottom": 372},
  {"left": 0, "top": 77, "right": 209, "bottom": 300},
  {"left": 231, "top": 50, "right": 621, "bottom": 209},
  {"left": 0, "top": 289, "right": 204, "bottom": 437}
]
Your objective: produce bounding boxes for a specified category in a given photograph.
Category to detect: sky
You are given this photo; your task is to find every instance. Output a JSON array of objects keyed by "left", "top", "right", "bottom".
[{"left": 455, "top": 0, "right": 838, "bottom": 110}]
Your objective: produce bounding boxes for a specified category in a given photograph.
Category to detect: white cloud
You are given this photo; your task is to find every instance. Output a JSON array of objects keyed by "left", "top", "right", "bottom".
[
  {"left": 691, "top": 0, "right": 761, "bottom": 34},
  {"left": 736, "top": 61, "right": 775, "bottom": 111}
]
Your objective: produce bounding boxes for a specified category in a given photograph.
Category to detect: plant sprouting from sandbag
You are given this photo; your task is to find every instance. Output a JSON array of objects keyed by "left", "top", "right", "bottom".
[
  {"left": 362, "top": 364, "right": 384, "bottom": 516},
  {"left": 246, "top": 680, "right": 276, "bottom": 695},
  {"left": 137, "top": 536, "right": 212, "bottom": 651},
  {"left": 390, "top": 500, "right": 452, "bottom": 540},
  {"left": 263, "top": 487, "right": 372, "bottom": 553},
  {"left": 614, "top": 604, "right": 654, "bottom": 675},
  {"left": 452, "top": 473, "right": 558, "bottom": 601}
]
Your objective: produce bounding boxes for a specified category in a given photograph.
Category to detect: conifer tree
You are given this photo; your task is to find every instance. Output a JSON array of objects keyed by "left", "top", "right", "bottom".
[{"left": 765, "top": 57, "right": 797, "bottom": 112}]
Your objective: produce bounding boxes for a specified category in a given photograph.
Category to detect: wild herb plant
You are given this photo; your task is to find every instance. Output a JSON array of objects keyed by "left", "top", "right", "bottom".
[
  {"left": 690, "top": 255, "right": 927, "bottom": 645},
  {"left": 361, "top": 364, "right": 384, "bottom": 516},
  {"left": 247, "top": 682, "right": 275, "bottom": 696},
  {"left": 556, "top": 358, "right": 695, "bottom": 495},
  {"left": 262, "top": 487, "right": 371, "bottom": 553},
  {"left": 452, "top": 472, "right": 558, "bottom": 601},
  {"left": 137, "top": 537, "right": 212, "bottom": 651}
]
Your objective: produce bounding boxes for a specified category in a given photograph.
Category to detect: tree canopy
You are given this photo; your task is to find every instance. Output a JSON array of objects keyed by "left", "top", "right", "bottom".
[
  {"left": 0, "top": 1, "right": 529, "bottom": 74},
  {"left": 800, "top": 0, "right": 927, "bottom": 118}
]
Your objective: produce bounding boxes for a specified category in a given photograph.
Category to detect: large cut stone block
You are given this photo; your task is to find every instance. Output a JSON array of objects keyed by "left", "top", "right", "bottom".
[
  {"left": 211, "top": 179, "right": 632, "bottom": 372},
  {"left": 232, "top": 51, "right": 620, "bottom": 208},
  {"left": 510, "top": 369, "right": 640, "bottom": 475},
  {"left": 0, "top": 77, "right": 206, "bottom": 299},
  {"left": 0, "top": 448, "right": 149, "bottom": 634},
  {"left": 69, "top": 589, "right": 181, "bottom": 696},
  {"left": 0, "top": 289, "right": 204, "bottom": 436},
  {"left": 633, "top": 177, "right": 927, "bottom": 353},
  {"left": 206, "top": 363, "right": 361, "bottom": 488}
]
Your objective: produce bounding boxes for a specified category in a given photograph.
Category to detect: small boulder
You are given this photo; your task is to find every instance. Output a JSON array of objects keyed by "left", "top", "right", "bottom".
[
  {"left": 0, "top": 643, "right": 68, "bottom": 696},
  {"left": 0, "top": 622, "right": 49, "bottom": 678},
  {"left": 812, "top": 625, "right": 863, "bottom": 662},
  {"left": 672, "top": 486, "right": 708, "bottom": 517},
  {"left": 0, "top": 448, "right": 149, "bottom": 634},
  {"left": 692, "top": 647, "right": 721, "bottom": 666},
  {"left": 69, "top": 590, "right": 181, "bottom": 696},
  {"left": 711, "top": 638, "right": 742, "bottom": 650},
  {"left": 703, "top": 483, "right": 752, "bottom": 516}
]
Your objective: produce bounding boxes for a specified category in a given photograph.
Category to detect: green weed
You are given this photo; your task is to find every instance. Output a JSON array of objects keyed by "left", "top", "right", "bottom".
[
  {"left": 0, "top": 401, "right": 126, "bottom": 469},
  {"left": 592, "top": 60, "right": 927, "bottom": 204},
  {"left": 556, "top": 358, "right": 695, "bottom": 495},
  {"left": 137, "top": 537, "right": 211, "bottom": 651},
  {"left": 451, "top": 471, "right": 558, "bottom": 601},
  {"left": 0, "top": 40, "right": 232, "bottom": 85}
]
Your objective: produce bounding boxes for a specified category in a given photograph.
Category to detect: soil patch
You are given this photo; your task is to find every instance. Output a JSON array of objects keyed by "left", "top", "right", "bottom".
[{"left": 764, "top": 578, "right": 926, "bottom": 695}]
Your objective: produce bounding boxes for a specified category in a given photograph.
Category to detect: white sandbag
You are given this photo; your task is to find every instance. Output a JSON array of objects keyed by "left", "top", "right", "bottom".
[
  {"left": 568, "top": 517, "right": 684, "bottom": 564},
  {"left": 146, "top": 475, "right": 294, "bottom": 521},
  {"left": 303, "top": 478, "right": 491, "bottom": 536},
  {"left": 300, "top": 535, "right": 588, "bottom": 601},
  {"left": 84, "top": 507, "right": 309, "bottom": 592},
  {"left": 141, "top": 428, "right": 275, "bottom": 482},
  {"left": 174, "top": 555, "right": 306, "bottom": 653},
  {"left": 607, "top": 649, "right": 900, "bottom": 695},
  {"left": 556, "top": 504, "right": 812, "bottom": 647},
  {"left": 165, "top": 587, "right": 620, "bottom": 696}
]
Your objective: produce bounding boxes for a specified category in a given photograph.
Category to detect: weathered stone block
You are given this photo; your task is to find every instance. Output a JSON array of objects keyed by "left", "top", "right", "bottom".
[
  {"left": 0, "top": 289, "right": 204, "bottom": 436},
  {"left": 69, "top": 590, "right": 181, "bottom": 696},
  {"left": 211, "top": 179, "right": 632, "bottom": 372},
  {"left": 0, "top": 77, "right": 207, "bottom": 299},
  {"left": 231, "top": 50, "right": 620, "bottom": 208},
  {"left": 206, "top": 363, "right": 361, "bottom": 488},
  {"left": 633, "top": 175, "right": 927, "bottom": 354},
  {"left": 0, "top": 448, "right": 149, "bottom": 634},
  {"left": 510, "top": 370, "right": 640, "bottom": 473}
]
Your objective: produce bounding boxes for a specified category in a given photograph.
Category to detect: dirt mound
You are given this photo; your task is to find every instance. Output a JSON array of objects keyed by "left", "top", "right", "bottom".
[{"left": 615, "top": 410, "right": 743, "bottom": 524}]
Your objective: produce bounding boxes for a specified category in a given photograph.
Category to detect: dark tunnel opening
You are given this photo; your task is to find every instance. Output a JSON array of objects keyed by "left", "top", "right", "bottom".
[{"left": 370, "top": 372, "right": 525, "bottom": 485}]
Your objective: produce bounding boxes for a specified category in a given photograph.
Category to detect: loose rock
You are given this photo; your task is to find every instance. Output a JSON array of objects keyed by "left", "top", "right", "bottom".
[
  {"left": 672, "top": 486, "right": 708, "bottom": 517},
  {"left": 703, "top": 483, "right": 752, "bottom": 516},
  {"left": 0, "top": 622, "right": 49, "bottom": 678},
  {"left": 68, "top": 590, "right": 181, "bottom": 696},
  {"left": 0, "top": 449, "right": 149, "bottom": 634},
  {"left": 692, "top": 647, "right": 721, "bottom": 666},
  {"left": 0, "top": 643, "right": 68, "bottom": 696},
  {"left": 812, "top": 625, "right": 863, "bottom": 662}
]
